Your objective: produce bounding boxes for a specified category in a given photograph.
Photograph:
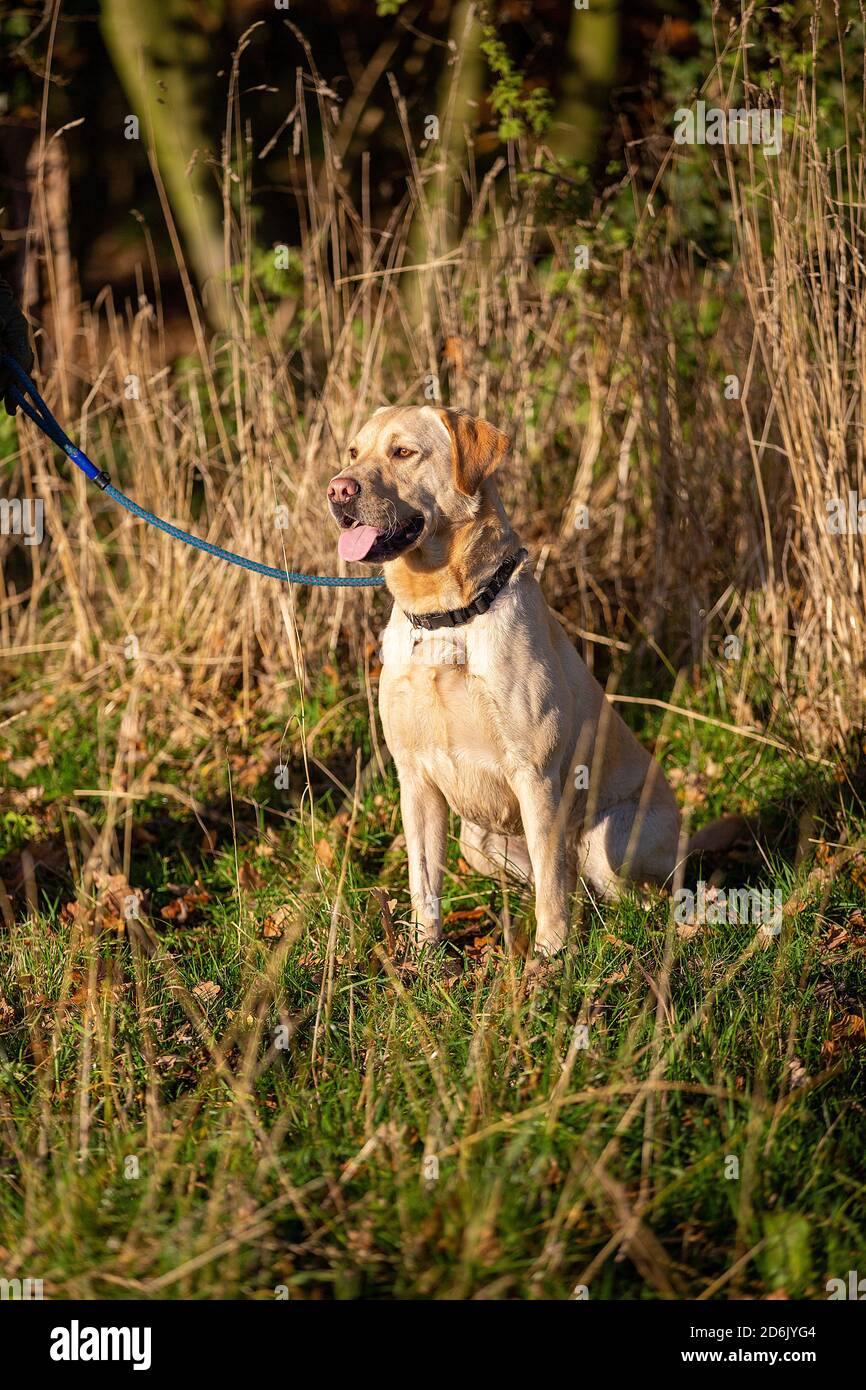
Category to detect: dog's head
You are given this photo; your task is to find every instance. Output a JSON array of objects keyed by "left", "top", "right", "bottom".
[{"left": 326, "top": 405, "right": 509, "bottom": 566}]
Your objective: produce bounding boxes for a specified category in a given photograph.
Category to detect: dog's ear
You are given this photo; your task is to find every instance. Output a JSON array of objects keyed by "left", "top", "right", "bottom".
[{"left": 436, "top": 409, "right": 509, "bottom": 497}]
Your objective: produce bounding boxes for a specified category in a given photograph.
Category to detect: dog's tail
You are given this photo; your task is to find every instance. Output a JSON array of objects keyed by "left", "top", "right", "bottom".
[{"left": 687, "top": 814, "right": 752, "bottom": 857}]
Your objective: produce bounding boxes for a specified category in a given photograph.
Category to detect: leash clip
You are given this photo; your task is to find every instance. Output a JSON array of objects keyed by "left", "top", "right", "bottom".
[{"left": 2, "top": 354, "right": 113, "bottom": 489}]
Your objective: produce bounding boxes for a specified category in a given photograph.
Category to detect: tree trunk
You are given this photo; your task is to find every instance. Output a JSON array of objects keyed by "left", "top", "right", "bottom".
[{"left": 100, "top": 0, "right": 229, "bottom": 330}]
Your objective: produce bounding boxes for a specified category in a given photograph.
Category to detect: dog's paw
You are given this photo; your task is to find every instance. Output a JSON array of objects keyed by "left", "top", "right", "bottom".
[{"left": 533, "top": 924, "right": 568, "bottom": 957}]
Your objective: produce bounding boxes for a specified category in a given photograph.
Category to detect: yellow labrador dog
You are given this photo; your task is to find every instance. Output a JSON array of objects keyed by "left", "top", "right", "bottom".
[{"left": 327, "top": 405, "right": 682, "bottom": 955}]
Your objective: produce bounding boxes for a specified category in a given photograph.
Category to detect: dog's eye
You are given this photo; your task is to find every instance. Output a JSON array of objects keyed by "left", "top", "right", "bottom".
[
  {"left": 348, "top": 446, "right": 358, "bottom": 461},
  {"left": 394, "top": 446, "right": 414, "bottom": 459}
]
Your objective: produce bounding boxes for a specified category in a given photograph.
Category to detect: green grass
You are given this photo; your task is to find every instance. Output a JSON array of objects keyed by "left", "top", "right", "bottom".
[{"left": 1, "top": 665, "right": 865, "bottom": 1300}]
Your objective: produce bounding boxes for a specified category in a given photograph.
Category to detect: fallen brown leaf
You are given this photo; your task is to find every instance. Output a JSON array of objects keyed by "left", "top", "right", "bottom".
[
  {"left": 263, "top": 904, "right": 294, "bottom": 939},
  {"left": 161, "top": 882, "right": 211, "bottom": 924},
  {"left": 192, "top": 981, "right": 220, "bottom": 1005},
  {"left": 315, "top": 838, "right": 334, "bottom": 868},
  {"left": 443, "top": 906, "right": 485, "bottom": 925}
]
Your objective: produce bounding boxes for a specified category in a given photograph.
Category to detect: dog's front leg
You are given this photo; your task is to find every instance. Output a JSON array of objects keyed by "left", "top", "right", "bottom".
[
  {"left": 399, "top": 771, "right": 448, "bottom": 947},
  {"left": 514, "top": 772, "right": 571, "bottom": 955}
]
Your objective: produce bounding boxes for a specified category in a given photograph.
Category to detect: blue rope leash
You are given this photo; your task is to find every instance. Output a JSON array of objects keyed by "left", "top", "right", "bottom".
[{"left": 2, "top": 355, "right": 384, "bottom": 589}]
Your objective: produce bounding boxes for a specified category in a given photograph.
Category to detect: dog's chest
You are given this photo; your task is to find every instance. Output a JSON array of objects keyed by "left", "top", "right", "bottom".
[
  {"left": 379, "top": 621, "right": 517, "bottom": 819},
  {"left": 383, "top": 632, "right": 500, "bottom": 759}
]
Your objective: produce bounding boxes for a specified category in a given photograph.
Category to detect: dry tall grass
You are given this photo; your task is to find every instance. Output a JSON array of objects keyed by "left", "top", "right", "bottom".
[{"left": 2, "top": 24, "right": 864, "bottom": 764}]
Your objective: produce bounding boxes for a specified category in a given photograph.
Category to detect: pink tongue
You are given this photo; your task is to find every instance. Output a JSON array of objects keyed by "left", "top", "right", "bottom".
[{"left": 338, "top": 524, "right": 380, "bottom": 561}]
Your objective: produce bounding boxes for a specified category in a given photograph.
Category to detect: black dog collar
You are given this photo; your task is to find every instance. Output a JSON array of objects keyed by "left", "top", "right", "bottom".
[{"left": 403, "top": 548, "right": 528, "bottom": 631}]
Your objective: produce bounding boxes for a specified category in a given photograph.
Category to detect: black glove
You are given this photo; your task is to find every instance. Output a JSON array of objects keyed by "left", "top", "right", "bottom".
[{"left": 0, "top": 275, "right": 35, "bottom": 415}]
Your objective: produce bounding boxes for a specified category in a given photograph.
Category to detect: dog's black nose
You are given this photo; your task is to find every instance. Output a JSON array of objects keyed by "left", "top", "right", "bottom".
[{"left": 327, "top": 476, "right": 360, "bottom": 504}]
